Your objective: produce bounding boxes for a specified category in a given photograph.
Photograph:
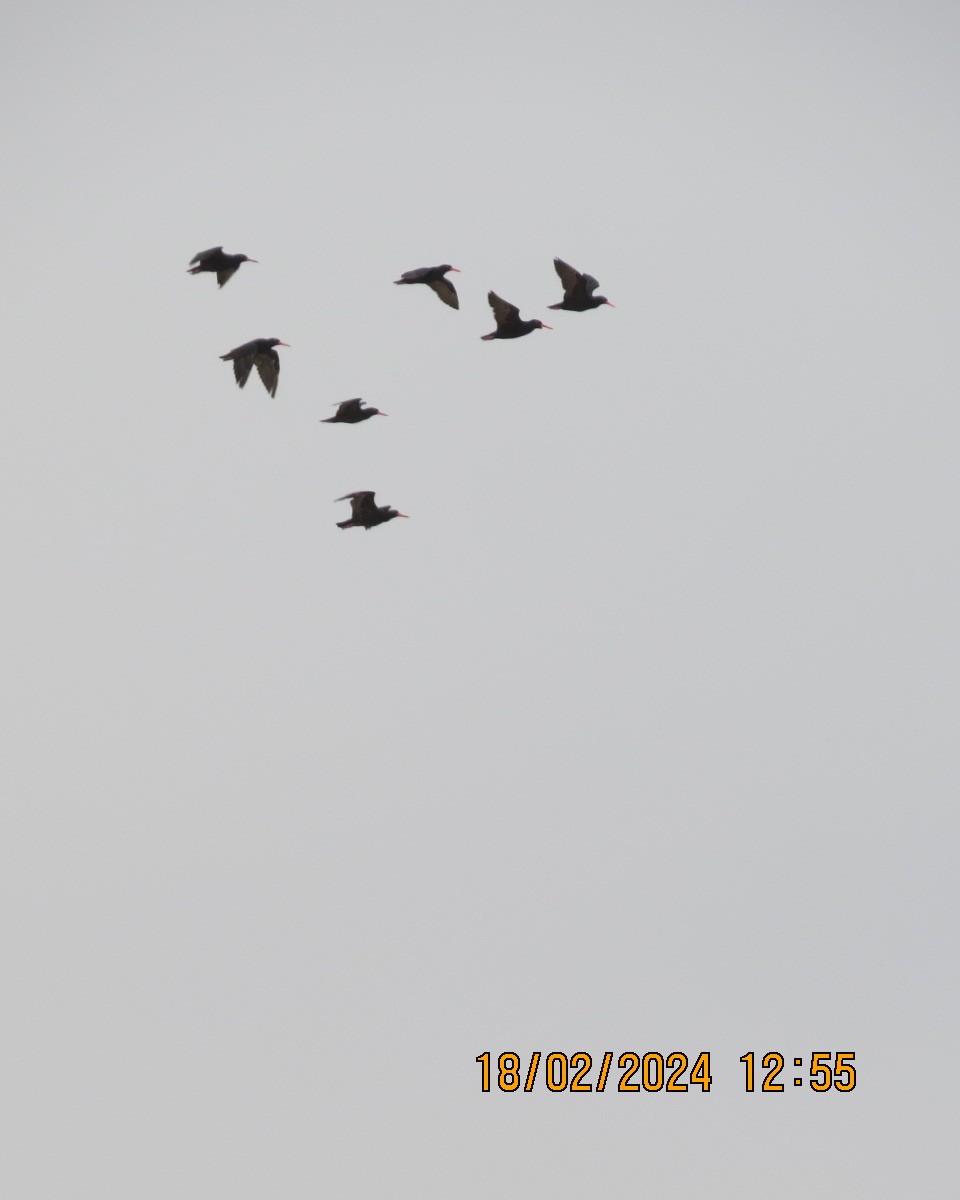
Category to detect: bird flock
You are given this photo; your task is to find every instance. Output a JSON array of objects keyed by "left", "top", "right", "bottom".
[{"left": 189, "top": 247, "right": 614, "bottom": 529}]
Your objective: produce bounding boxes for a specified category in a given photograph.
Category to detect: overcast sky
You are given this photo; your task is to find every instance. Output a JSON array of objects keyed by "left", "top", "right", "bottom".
[{"left": 3, "top": 0, "right": 959, "bottom": 1196}]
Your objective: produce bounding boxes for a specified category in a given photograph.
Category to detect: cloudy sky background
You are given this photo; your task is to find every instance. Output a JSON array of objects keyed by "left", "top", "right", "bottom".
[{"left": 4, "top": 1, "right": 959, "bottom": 1196}]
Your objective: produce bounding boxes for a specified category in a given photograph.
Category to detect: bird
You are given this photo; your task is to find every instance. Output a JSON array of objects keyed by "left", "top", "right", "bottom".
[
  {"left": 548, "top": 258, "right": 614, "bottom": 311},
  {"left": 481, "top": 292, "right": 552, "bottom": 340},
  {"left": 322, "top": 398, "right": 387, "bottom": 424},
  {"left": 188, "top": 246, "right": 257, "bottom": 288},
  {"left": 219, "top": 338, "right": 289, "bottom": 397},
  {"left": 394, "top": 264, "right": 461, "bottom": 309},
  {"left": 336, "top": 491, "right": 409, "bottom": 530}
]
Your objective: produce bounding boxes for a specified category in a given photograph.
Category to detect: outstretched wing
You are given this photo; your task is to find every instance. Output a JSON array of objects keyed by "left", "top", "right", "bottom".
[
  {"left": 254, "top": 348, "right": 280, "bottom": 397},
  {"left": 579, "top": 272, "right": 601, "bottom": 298},
  {"left": 221, "top": 340, "right": 260, "bottom": 388},
  {"left": 232, "top": 353, "right": 254, "bottom": 388},
  {"left": 396, "top": 267, "right": 431, "bottom": 283},
  {"left": 488, "top": 291, "right": 519, "bottom": 326},
  {"left": 336, "top": 398, "right": 365, "bottom": 418},
  {"left": 216, "top": 262, "right": 240, "bottom": 288},
  {"left": 553, "top": 258, "right": 582, "bottom": 297},
  {"left": 427, "top": 276, "right": 459, "bottom": 309},
  {"left": 190, "top": 246, "right": 223, "bottom": 266},
  {"left": 336, "top": 491, "right": 377, "bottom": 521}
]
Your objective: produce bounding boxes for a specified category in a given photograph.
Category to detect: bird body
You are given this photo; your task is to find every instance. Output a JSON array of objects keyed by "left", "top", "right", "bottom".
[
  {"left": 481, "top": 291, "right": 552, "bottom": 340},
  {"left": 395, "top": 264, "right": 461, "bottom": 309},
  {"left": 548, "top": 258, "right": 613, "bottom": 311},
  {"left": 220, "top": 338, "right": 289, "bottom": 397},
  {"left": 188, "top": 246, "right": 257, "bottom": 288},
  {"left": 322, "top": 399, "right": 387, "bottom": 424},
  {"left": 336, "top": 491, "right": 408, "bottom": 530}
]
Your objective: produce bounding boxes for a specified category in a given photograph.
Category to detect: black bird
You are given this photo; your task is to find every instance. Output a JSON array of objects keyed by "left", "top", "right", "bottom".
[
  {"left": 220, "top": 338, "right": 289, "bottom": 397},
  {"left": 322, "top": 398, "right": 387, "bottom": 424},
  {"left": 336, "top": 491, "right": 409, "bottom": 530},
  {"left": 548, "top": 258, "right": 614, "bottom": 311},
  {"left": 481, "top": 292, "right": 552, "bottom": 340},
  {"left": 395, "top": 264, "right": 461, "bottom": 309},
  {"left": 188, "top": 246, "right": 257, "bottom": 288}
]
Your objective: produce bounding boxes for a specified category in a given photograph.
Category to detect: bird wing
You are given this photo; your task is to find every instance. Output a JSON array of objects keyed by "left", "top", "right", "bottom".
[
  {"left": 427, "top": 276, "right": 459, "bottom": 309},
  {"left": 230, "top": 352, "right": 255, "bottom": 388},
  {"left": 221, "top": 340, "right": 260, "bottom": 388},
  {"left": 553, "top": 258, "right": 582, "bottom": 296},
  {"left": 190, "top": 246, "right": 222, "bottom": 266},
  {"left": 353, "top": 493, "right": 376, "bottom": 521},
  {"left": 488, "top": 292, "right": 520, "bottom": 325},
  {"left": 396, "top": 267, "right": 430, "bottom": 283},
  {"left": 337, "top": 398, "right": 365, "bottom": 417},
  {"left": 579, "top": 272, "right": 601, "bottom": 297},
  {"left": 336, "top": 491, "right": 376, "bottom": 520},
  {"left": 216, "top": 262, "right": 240, "bottom": 288},
  {"left": 255, "top": 348, "right": 280, "bottom": 397}
]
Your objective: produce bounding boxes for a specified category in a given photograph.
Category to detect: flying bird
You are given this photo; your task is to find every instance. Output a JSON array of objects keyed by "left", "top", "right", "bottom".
[
  {"left": 188, "top": 246, "right": 257, "bottom": 288},
  {"left": 394, "top": 264, "right": 461, "bottom": 309},
  {"left": 219, "top": 338, "right": 289, "bottom": 397},
  {"left": 322, "top": 399, "right": 387, "bottom": 424},
  {"left": 336, "top": 491, "right": 409, "bottom": 530},
  {"left": 548, "top": 258, "right": 614, "bottom": 311},
  {"left": 481, "top": 292, "right": 552, "bottom": 340}
]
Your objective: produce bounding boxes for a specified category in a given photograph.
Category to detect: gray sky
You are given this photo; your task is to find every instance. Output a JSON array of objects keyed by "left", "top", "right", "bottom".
[{"left": 3, "top": 0, "right": 959, "bottom": 1195}]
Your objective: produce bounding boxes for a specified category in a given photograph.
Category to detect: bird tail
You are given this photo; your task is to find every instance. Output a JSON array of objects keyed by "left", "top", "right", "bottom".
[
  {"left": 547, "top": 302, "right": 563, "bottom": 310},
  {"left": 187, "top": 266, "right": 203, "bottom": 274},
  {"left": 480, "top": 332, "right": 497, "bottom": 341},
  {"left": 336, "top": 519, "right": 353, "bottom": 529}
]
